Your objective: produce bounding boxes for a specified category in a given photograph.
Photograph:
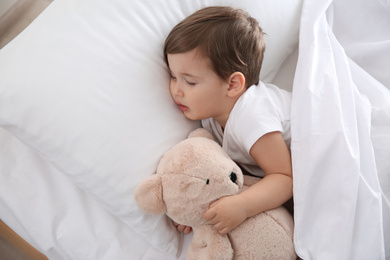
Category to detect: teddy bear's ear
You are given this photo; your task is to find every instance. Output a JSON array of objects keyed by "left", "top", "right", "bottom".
[
  {"left": 188, "top": 128, "right": 214, "bottom": 140},
  {"left": 134, "top": 175, "right": 167, "bottom": 215}
]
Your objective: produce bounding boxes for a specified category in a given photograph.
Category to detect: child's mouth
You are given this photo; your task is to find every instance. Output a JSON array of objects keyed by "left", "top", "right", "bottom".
[
  {"left": 176, "top": 101, "right": 189, "bottom": 112},
  {"left": 178, "top": 104, "right": 189, "bottom": 112}
]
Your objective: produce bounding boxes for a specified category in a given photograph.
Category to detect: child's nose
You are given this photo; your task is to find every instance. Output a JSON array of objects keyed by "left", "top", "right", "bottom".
[{"left": 170, "top": 80, "right": 184, "bottom": 97}]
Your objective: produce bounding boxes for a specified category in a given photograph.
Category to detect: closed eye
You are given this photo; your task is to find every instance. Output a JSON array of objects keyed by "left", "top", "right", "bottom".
[{"left": 186, "top": 81, "right": 196, "bottom": 86}]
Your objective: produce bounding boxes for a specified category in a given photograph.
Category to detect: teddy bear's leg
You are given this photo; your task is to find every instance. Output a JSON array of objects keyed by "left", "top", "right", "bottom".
[
  {"left": 186, "top": 226, "right": 234, "bottom": 260},
  {"left": 229, "top": 207, "right": 296, "bottom": 260}
]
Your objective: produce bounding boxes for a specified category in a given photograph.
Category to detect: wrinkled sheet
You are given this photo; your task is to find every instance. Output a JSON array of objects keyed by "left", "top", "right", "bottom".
[
  {"left": 0, "top": 128, "right": 192, "bottom": 259},
  {"left": 291, "top": 0, "right": 390, "bottom": 259}
]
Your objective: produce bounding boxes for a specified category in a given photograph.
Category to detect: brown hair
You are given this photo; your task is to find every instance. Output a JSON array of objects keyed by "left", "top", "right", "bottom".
[{"left": 164, "top": 6, "right": 265, "bottom": 87}]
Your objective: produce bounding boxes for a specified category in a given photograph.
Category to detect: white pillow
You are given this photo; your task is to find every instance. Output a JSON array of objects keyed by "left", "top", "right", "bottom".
[{"left": 0, "top": 0, "right": 302, "bottom": 255}]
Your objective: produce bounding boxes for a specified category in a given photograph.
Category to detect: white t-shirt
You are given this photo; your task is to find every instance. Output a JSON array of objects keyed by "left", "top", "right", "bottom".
[{"left": 202, "top": 82, "right": 291, "bottom": 177}]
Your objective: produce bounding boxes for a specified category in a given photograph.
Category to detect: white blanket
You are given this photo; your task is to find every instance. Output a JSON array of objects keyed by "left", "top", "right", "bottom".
[{"left": 292, "top": 0, "right": 390, "bottom": 259}]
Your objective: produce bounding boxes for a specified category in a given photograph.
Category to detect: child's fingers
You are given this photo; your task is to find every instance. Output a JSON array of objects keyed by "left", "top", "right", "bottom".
[
  {"left": 213, "top": 222, "right": 231, "bottom": 234},
  {"left": 203, "top": 207, "right": 217, "bottom": 221},
  {"left": 218, "top": 227, "right": 230, "bottom": 235},
  {"left": 213, "top": 222, "right": 224, "bottom": 230},
  {"left": 209, "top": 199, "right": 219, "bottom": 208},
  {"left": 173, "top": 221, "right": 192, "bottom": 234},
  {"left": 176, "top": 224, "right": 186, "bottom": 232},
  {"left": 183, "top": 226, "right": 192, "bottom": 234}
]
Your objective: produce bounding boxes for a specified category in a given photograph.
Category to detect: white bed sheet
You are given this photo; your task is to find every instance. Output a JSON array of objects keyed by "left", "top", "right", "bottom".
[{"left": 0, "top": 127, "right": 192, "bottom": 259}]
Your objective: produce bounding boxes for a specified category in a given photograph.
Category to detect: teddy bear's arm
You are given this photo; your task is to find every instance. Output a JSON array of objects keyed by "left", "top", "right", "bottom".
[{"left": 186, "top": 226, "right": 233, "bottom": 260}]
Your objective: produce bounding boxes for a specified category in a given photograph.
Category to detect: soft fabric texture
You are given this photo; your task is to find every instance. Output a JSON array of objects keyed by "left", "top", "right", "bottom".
[
  {"left": 0, "top": 0, "right": 389, "bottom": 259},
  {"left": 0, "top": 0, "right": 303, "bottom": 255},
  {"left": 135, "top": 128, "right": 296, "bottom": 260},
  {"left": 291, "top": 0, "right": 390, "bottom": 259},
  {"left": 0, "top": 127, "right": 192, "bottom": 260},
  {"left": 202, "top": 82, "right": 292, "bottom": 177}
]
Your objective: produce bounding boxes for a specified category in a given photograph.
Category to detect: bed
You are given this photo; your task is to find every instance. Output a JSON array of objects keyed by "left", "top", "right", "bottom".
[{"left": 0, "top": 0, "right": 389, "bottom": 259}]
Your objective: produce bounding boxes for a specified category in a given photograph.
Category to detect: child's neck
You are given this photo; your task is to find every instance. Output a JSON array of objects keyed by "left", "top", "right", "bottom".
[
  {"left": 213, "top": 85, "right": 246, "bottom": 129},
  {"left": 214, "top": 95, "right": 241, "bottom": 129},
  {"left": 214, "top": 116, "right": 228, "bottom": 130}
]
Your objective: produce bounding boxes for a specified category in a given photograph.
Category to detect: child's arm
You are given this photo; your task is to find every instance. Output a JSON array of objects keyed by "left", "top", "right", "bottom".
[{"left": 203, "top": 131, "right": 293, "bottom": 234}]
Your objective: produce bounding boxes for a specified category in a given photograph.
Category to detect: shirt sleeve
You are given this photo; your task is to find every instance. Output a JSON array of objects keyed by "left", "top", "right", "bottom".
[
  {"left": 227, "top": 88, "right": 284, "bottom": 155},
  {"left": 233, "top": 113, "right": 283, "bottom": 154}
]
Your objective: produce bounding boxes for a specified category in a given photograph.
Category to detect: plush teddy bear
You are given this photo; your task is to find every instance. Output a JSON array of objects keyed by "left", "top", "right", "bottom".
[{"left": 135, "top": 128, "right": 296, "bottom": 260}]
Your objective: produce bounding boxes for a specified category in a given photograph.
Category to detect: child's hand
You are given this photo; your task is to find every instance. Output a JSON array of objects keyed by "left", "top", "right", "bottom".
[
  {"left": 172, "top": 221, "right": 192, "bottom": 234},
  {"left": 203, "top": 195, "right": 248, "bottom": 235}
]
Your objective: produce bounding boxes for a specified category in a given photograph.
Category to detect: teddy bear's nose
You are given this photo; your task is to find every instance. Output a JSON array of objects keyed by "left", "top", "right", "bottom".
[{"left": 230, "top": 172, "right": 237, "bottom": 184}]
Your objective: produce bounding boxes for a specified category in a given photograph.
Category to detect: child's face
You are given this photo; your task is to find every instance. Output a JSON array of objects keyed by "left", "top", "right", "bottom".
[{"left": 167, "top": 48, "right": 230, "bottom": 122}]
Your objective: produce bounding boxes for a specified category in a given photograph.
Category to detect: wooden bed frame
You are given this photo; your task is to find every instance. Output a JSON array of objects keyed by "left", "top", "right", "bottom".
[
  {"left": 0, "top": 1, "right": 52, "bottom": 257},
  {"left": 0, "top": 0, "right": 52, "bottom": 48},
  {"left": 0, "top": 219, "right": 47, "bottom": 260},
  {"left": 0, "top": 0, "right": 53, "bottom": 260}
]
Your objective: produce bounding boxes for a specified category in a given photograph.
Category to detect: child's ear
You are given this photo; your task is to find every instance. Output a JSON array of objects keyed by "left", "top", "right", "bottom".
[{"left": 227, "top": 72, "right": 246, "bottom": 97}]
